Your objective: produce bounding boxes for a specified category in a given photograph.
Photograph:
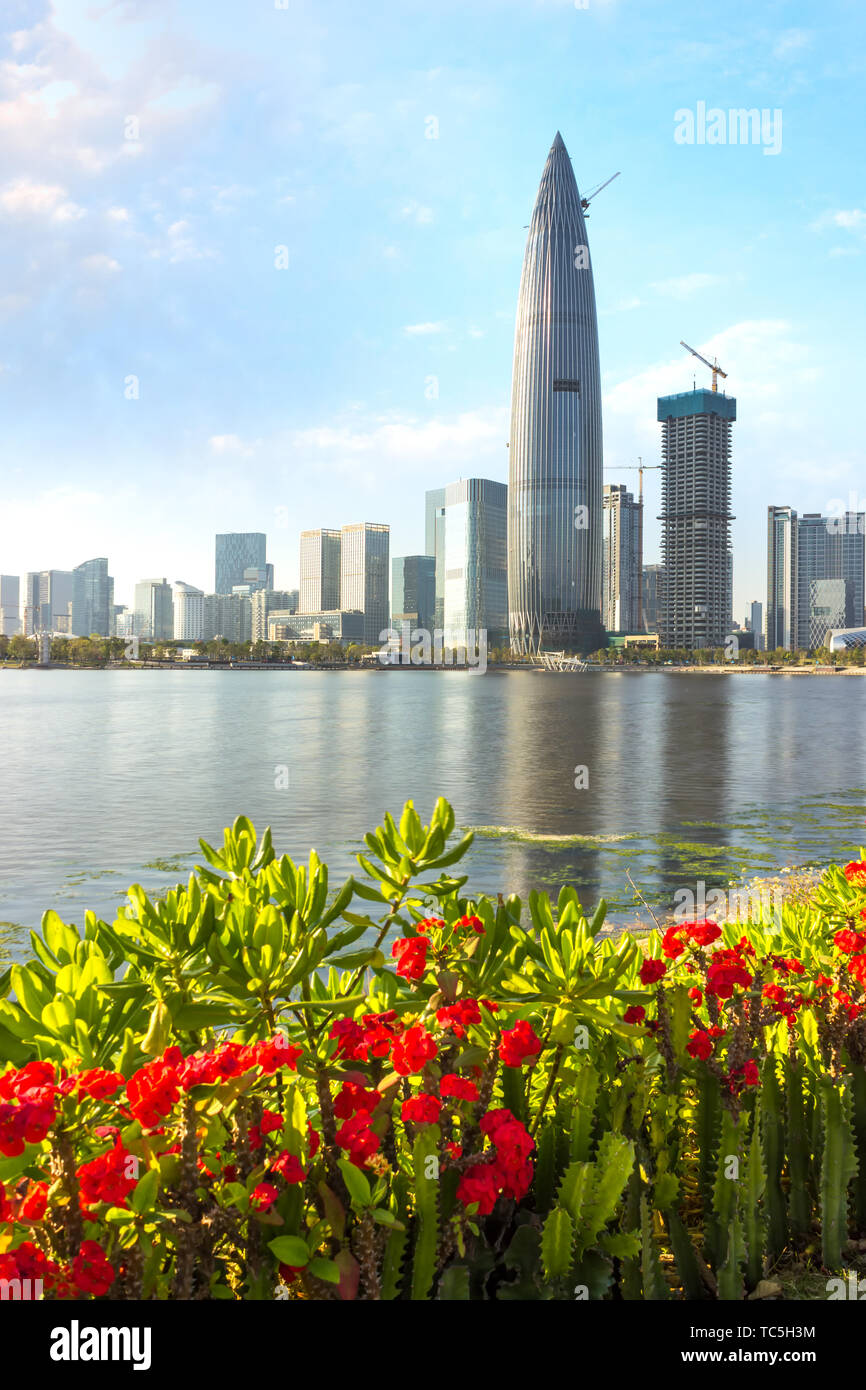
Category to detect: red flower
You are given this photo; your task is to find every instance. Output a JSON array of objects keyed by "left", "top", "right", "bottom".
[
  {"left": 848, "top": 954, "right": 866, "bottom": 987},
  {"left": 498, "top": 1019, "right": 542, "bottom": 1068},
  {"left": 688, "top": 986, "right": 703, "bottom": 1006},
  {"left": 250, "top": 1182, "right": 280, "bottom": 1212},
  {"left": 436, "top": 998, "right": 482, "bottom": 1039},
  {"left": 661, "top": 925, "right": 687, "bottom": 959},
  {"left": 251, "top": 1036, "right": 302, "bottom": 1075},
  {"left": 705, "top": 950, "right": 752, "bottom": 999},
  {"left": 440, "top": 1074, "right": 479, "bottom": 1101},
  {"left": 270, "top": 1151, "right": 306, "bottom": 1185},
  {"left": 835, "top": 929, "right": 866, "bottom": 955},
  {"left": 77, "top": 1142, "right": 139, "bottom": 1209},
  {"left": 685, "top": 920, "right": 722, "bottom": 947},
  {"left": 762, "top": 983, "right": 790, "bottom": 1013},
  {"left": 335, "top": 1114, "right": 380, "bottom": 1166},
  {"left": 742, "top": 1059, "right": 760, "bottom": 1086},
  {"left": 686, "top": 1029, "right": 714, "bottom": 1061},
  {"left": 416, "top": 917, "right": 445, "bottom": 935},
  {"left": 401, "top": 1094, "right": 442, "bottom": 1124},
  {"left": 329, "top": 1011, "right": 402, "bottom": 1062},
  {"left": 456, "top": 1163, "right": 500, "bottom": 1215},
  {"left": 334, "top": 1083, "right": 381, "bottom": 1120},
  {"left": 76, "top": 1068, "right": 124, "bottom": 1101},
  {"left": 391, "top": 936, "right": 429, "bottom": 982},
  {"left": 72, "top": 1241, "right": 115, "bottom": 1298},
  {"left": 844, "top": 861, "right": 866, "bottom": 885},
  {"left": 639, "top": 958, "right": 666, "bottom": 985},
  {"left": 623, "top": 1006, "right": 646, "bottom": 1025},
  {"left": 392, "top": 1025, "right": 437, "bottom": 1076},
  {"left": 126, "top": 1059, "right": 180, "bottom": 1128},
  {"left": 456, "top": 914, "right": 486, "bottom": 935}
]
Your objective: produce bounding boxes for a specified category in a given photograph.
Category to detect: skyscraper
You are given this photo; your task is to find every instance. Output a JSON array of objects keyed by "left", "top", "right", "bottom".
[
  {"left": 173, "top": 582, "right": 205, "bottom": 641},
  {"left": 747, "top": 600, "right": 764, "bottom": 651},
  {"left": 134, "top": 578, "right": 174, "bottom": 641},
  {"left": 0, "top": 576, "right": 20, "bottom": 636},
  {"left": 425, "top": 489, "right": 447, "bottom": 629},
  {"left": 392, "top": 556, "right": 436, "bottom": 632},
  {"left": 766, "top": 507, "right": 865, "bottom": 650},
  {"left": 508, "top": 132, "right": 604, "bottom": 653},
  {"left": 340, "top": 523, "right": 390, "bottom": 645},
  {"left": 658, "top": 390, "right": 735, "bottom": 649},
  {"left": 442, "top": 480, "right": 508, "bottom": 646},
  {"left": 642, "top": 564, "right": 663, "bottom": 634},
  {"left": 214, "top": 533, "right": 267, "bottom": 595},
  {"left": 71, "top": 559, "right": 114, "bottom": 637},
  {"left": 23, "top": 570, "right": 74, "bottom": 634},
  {"left": 602, "top": 484, "right": 642, "bottom": 633},
  {"left": 299, "top": 530, "right": 342, "bottom": 613},
  {"left": 766, "top": 506, "right": 797, "bottom": 651}
]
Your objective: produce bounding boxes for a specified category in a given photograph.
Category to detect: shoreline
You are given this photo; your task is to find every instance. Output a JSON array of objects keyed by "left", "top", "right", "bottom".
[{"left": 2, "top": 662, "right": 865, "bottom": 675}]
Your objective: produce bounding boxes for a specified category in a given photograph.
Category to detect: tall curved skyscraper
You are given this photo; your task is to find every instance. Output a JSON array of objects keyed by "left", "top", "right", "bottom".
[{"left": 508, "top": 132, "right": 603, "bottom": 653}]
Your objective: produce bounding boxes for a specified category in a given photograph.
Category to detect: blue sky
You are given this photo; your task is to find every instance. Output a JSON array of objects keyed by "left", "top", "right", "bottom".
[{"left": 1, "top": 0, "right": 864, "bottom": 618}]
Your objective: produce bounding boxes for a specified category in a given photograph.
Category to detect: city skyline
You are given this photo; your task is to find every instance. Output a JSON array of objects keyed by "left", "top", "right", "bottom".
[{"left": 0, "top": 2, "right": 863, "bottom": 622}]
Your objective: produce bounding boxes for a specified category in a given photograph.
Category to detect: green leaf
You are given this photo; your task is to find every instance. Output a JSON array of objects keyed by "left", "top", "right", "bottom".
[
  {"left": 268, "top": 1236, "right": 310, "bottom": 1267},
  {"left": 307, "top": 1257, "right": 340, "bottom": 1284},
  {"left": 337, "top": 1158, "right": 372, "bottom": 1207},
  {"left": 129, "top": 1167, "right": 159, "bottom": 1214}
]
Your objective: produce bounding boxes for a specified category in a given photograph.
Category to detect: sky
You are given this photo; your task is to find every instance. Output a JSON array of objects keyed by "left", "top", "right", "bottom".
[{"left": 1, "top": 0, "right": 864, "bottom": 619}]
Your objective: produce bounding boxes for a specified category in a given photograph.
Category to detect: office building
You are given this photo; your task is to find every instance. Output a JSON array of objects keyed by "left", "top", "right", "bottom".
[
  {"left": 268, "top": 610, "right": 365, "bottom": 645},
  {"left": 602, "top": 484, "right": 642, "bottom": 633},
  {"left": 642, "top": 564, "right": 663, "bottom": 634},
  {"left": 766, "top": 506, "right": 797, "bottom": 651},
  {"left": 508, "top": 133, "right": 604, "bottom": 653},
  {"left": 746, "top": 600, "right": 764, "bottom": 651},
  {"left": 23, "top": 570, "right": 74, "bottom": 634},
  {"left": 173, "top": 583, "right": 205, "bottom": 642},
  {"left": 0, "top": 576, "right": 20, "bottom": 636},
  {"left": 214, "top": 533, "right": 267, "bottom": 595},
  {"left": 252, "top": 589, "right": 298, "bottom": 642},
  {"left": 299, "top": 529, "right": 341, "bottom": 613},
  {"left": 71, "top": 558, "right": 114, "bottom": 637},
  {"left": 809, "top": 578, "right": 851, "bottom": 648},
  {"left": 202, "top": 593, "right": 252, "bottom": 644},
  {"left": 392, "top": 556, "right": 436, "bottom": 633},
  {"left": 340, "top": 523, "right": 390, "bottom": 645},
  {"left": 658, "top": 389, "right": 736, "bottom": 649},
  {"left": 133, "top": 578, "right": 174, "bottom": 641},
  {"left": 441, "top": 479, "right": 508, "bottom": 646},
  {"left": 767, "top": 507, "right": 865, "bottom": 650},
  {"left": 425, "top": 489, "right": 447, "bottom": 629}
]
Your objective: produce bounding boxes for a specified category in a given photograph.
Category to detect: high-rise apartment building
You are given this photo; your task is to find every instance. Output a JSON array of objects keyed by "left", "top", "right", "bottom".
[
  {"left": 134, "top": 578, "right": 174, "bottom": 641},
  {"left": 508, "top": 133, "right": 604, "bottom": 653},
  {"left": 439, "top": 480, "right": 508, "bottom": 646},
  {"left": 602, "top": 484, "right": 642, "bottom": 633},
  {"left": 214, "top": 533, "right": 267, "bottom": 595},
  {"left": 299, "top": 530, "right": 341, "bottom": 613},
  {"left": 0, "top": 576, "right": 20, "bottom": 636},
  {"left": 340, "top": 523, "right": 390, "bottom": 646},
  {"left": 658, "top": 390, "right": 735, "bottom": 649},
  {"left": 202, "top": 593, "right": 252, "bottom": 644},
  {"left": 766, "top": 508, "right": 865, "bottom": 650},
  {"left": 766, "top": 506, "right": 797, "bottom": 651},
  {"left": 642, "top": 565, "right": 663, "bottom": 634},
  {"left": 173, "top": 582, "right": 205, "bottom": 641},
  {"left": 251, "top": 589, "right": 298, "bottom": 642},
  {"left": 425, "top": 489, "right": 447, "bottom": 629},
  {"left": 71, "top": 558, "right": 114, "bottom": 637},
  {"left": 392, "top": 556, "right": 436, "bottom": 632},
  {"left": 23, "top": 570, "right": 74, "bottom": 634}
]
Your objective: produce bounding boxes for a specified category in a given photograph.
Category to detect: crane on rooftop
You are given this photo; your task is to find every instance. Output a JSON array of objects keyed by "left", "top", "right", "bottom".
[
  {"left": 580, "top": 171, "right": 620, "bottom": 215},
  {"left": 680, "top": 340, "right": 728, "bottom": 393}
]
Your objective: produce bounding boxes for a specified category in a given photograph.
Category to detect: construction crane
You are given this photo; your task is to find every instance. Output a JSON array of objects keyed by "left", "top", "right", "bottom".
[
  {"left": 580, "top": 171, "right": 620, "bottom": 215},
  {"left": 680, "top": 340, "right": 728, "bottom": 393},
  {"left": 603, "top": 460, "right": 661, "bottom": 631}
]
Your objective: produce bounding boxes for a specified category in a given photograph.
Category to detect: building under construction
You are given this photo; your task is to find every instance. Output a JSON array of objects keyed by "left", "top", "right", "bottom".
[{"left": 657, "top": 386, "right": 736, "bottom": 649}]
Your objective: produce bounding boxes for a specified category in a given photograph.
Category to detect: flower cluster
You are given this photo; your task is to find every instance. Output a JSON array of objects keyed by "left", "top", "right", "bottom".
[{"left": 456, "top": 1109, "right": 535, "bottom": 1216}]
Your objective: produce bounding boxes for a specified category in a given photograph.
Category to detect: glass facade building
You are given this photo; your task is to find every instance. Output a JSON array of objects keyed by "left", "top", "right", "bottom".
[
  {"left": 424, "top": 489, "right": 447, "bottom": 629},
  {"left": 508, "top": 132, "right": 604, "bottom": 653},
  {"left": 267, "top": 610, "right": 365, "bottom": 645},
  {"left": 340, "top": 523, "right": 390, "bottom": 646},
  {"left": 214, "top": 533, "right": 267, "bottom": 595},
  {"left": 23, "top": 570, "right": 74, "bottom": 634},
  {"left": 767, "top": 508, "right": 865, "bottom": 650},
  {"left": 251, "top": 589, "right": 298, "bottom": 642},
  {"left": 392, "top": 556, "right": 436, "bottom": 632},
  {"left": 71, "top": 558, "right": 114, "bottom": 637},
  {"left": 442, "top": 479, "right": 508, "bottom": 646},
  {"left": 0, "top": 575, "right": 20, "bottom": 636},
  {"left": 134, "top": 578, "right": 174, "bottom": 640}
]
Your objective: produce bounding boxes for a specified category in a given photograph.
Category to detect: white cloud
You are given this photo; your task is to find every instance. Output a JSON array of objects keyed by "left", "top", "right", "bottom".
[
  {"left": 0, "top": 178, "right": 85, "bottom": 221},
  {"left": 772, "top": 28, "right": 812, "bottom": 59},
  {"left": 813, "top": 209, "right": 866, "bottom": 233},
  {"left": 403, "top": 321, "right": 446, "bottom": 336},
  {"left": 81, "top": 253, "right": 121, "bottom": 273},
  {"left": 400, "top": 201, "right": 433, "bottom": 225},
  {"left": 209, "top": 434, "right": 257, "bottom": 456},
  {"left": 650, "top": 272, "right": 722, "bottom": 299}
]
